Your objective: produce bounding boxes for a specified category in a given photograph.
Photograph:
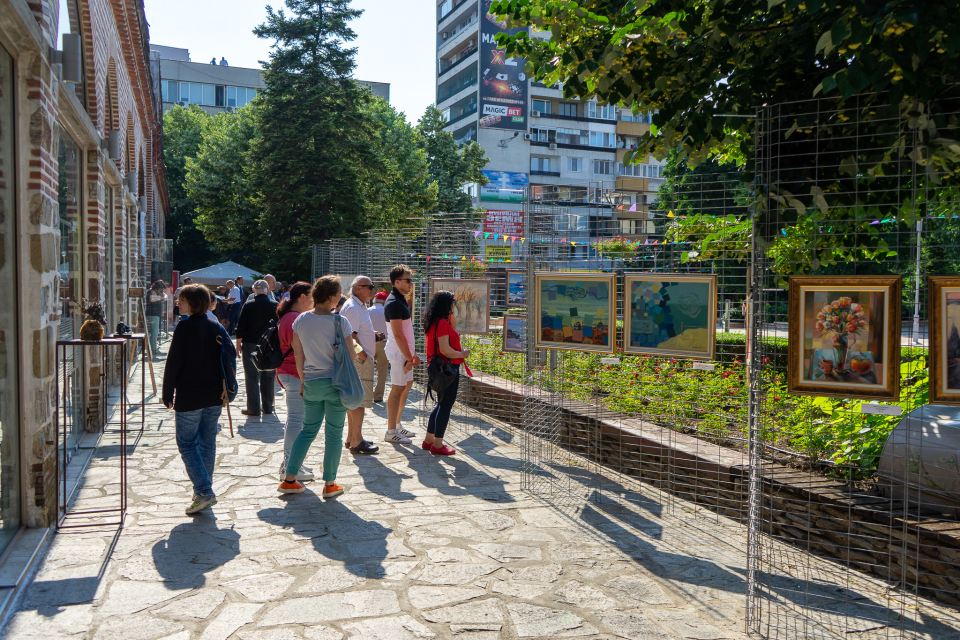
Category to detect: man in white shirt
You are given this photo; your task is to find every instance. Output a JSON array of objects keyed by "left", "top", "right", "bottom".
[
  {"left": 224, "top": 279, "right": 241, "bottom": 334},
  {"left": 339, "top": 276, "right": 382, "bottom": 454},
  {"left": 264, "top": 274, "right": 278, "bottom": 301},
  {"left": 369, "top": 292, "right": 389, "bottom": 403}
]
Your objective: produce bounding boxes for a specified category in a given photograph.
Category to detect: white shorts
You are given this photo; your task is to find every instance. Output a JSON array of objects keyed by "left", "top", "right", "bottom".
[{"left": 387, "top": 350, "right": 415, "bottom": 386}]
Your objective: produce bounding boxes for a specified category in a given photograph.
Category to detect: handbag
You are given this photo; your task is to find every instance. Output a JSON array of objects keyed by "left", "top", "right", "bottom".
[
  {"left": 427, "top": 320, "right": 458, "bottom": 403},
  {"left": 331, "top": 315, "right": 365, "bottom": 410}
]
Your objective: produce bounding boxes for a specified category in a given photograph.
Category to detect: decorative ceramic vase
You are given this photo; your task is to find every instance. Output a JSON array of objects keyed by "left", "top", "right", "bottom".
[{"left": 80, "top": 319, "right": 104, "bottom": 341}]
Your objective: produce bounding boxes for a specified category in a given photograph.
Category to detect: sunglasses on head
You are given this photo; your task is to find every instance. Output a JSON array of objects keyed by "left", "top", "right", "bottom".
[{"left": 358, "top": 284, "right": 375, "bottom": 289}]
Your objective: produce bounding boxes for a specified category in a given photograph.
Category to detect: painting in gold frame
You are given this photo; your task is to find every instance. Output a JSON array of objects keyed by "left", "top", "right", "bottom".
[
  {"left": 788, "top": 275, "right": 901, "bottom": 401},
  {"left": 534, "top": 273, "right": 616, "bottom": 353},
  {"left": 928, "top": 276, "right": 960, "bottom": 405}
]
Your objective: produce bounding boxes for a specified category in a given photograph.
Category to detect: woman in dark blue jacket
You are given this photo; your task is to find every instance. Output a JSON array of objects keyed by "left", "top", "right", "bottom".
[{"left": 162, "top": 284, "right": 236, "bottom": 514}]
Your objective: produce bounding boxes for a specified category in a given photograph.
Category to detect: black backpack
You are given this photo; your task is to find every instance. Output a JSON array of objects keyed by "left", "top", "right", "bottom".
[{"left": 253, "top": 320, "right": 292, "bottom": 371}]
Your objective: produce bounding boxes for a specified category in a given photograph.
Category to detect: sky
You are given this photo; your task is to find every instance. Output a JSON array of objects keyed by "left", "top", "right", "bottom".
[{"left": 142, "top": 0, "right": 437, "bottom": 124}]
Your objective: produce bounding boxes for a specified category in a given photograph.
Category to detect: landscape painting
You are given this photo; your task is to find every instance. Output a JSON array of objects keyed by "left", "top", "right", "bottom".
[
  {"left": 788, "top": 276, "right": 901, "bottom": 401},
  {"left": 506, "top": 270, "right": 526, "bottom": 307},
  {"left": 623, "top": 274, "right": 717, "bottom": 359},
  {"left": 928, "top": 277, "right": 960, "bottom": 405},
  {"left": 535, "top": 273, "right": 616, "bottom": 353},
  {"left": 429, "top": 278, "right": 490, "bottom": 336},
  {"left": 502, "top": 314, "right": 526, "bottom": 353}
]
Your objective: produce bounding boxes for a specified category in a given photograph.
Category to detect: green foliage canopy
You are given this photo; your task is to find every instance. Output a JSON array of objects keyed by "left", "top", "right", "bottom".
[{"left": 417, "top": 105, "right": 489, "bottom": 214}]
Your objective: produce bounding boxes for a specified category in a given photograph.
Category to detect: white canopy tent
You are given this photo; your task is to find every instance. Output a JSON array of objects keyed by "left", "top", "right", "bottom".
[{"left": 180, "top": 261, "right": 262, "bottom": 287}]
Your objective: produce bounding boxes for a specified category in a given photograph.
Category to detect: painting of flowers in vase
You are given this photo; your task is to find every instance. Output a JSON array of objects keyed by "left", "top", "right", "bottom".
[{"left": 788, "top": 276, "right": 901, "bottom": 401}]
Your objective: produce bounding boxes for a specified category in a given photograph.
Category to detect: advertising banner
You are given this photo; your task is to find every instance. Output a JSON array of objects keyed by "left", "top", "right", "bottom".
[
  {"left": 485, "top": 245, "right": 513, "bottom": 261},
  {"left": 479, "top": 1, "right": 527, "bottom": 131},
  {"left": 483, "top": 210, "right": 524, "bottom": 236},
  {"left": 480, "top": 171, "right": 527, "bottom": 203}
]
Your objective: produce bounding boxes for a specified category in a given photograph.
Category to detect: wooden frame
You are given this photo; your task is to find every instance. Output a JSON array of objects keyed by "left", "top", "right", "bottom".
[
  {"left": 428, "top": 278, "right": 491, "bottom": 336},
  {"left": 505, "top": 269, "right": 527, "bottom": 308},
  {"left": 534, "top": 273, "right": 616, "bottom": 353},
  {"left": 928, "top": 276, "right": 960, "bottom": 405},
  {"left": 623, "top": 273, "right": 717, "bottom": 360},
  {"left": 788, "top": 275, "right": 901, "bottom": 401},
  {"left": 502, "top": 313, "right": 527, "bottom": 353}
]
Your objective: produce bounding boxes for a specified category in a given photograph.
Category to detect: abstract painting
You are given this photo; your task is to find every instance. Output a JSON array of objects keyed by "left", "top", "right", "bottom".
[
  {"left": 506, "top": 270, "right": 526, "bottom": 307},
  {"left": 928, "top": 277, "right": 960, "bottom": 405},
  {"left": 623, "top": 274, "right": 717, "bottom": 359},
  {"left": 429, "top": 278, "right": 490, "bottom": 336},
  {"left": 502, "top": 314, "right": 526, "bottom": 353},
  {"left": 788, "top": 276, "right": 901, "bottom": 400},
  {"left": 535, "top": 273, "right": 616, "bottom": 353}
]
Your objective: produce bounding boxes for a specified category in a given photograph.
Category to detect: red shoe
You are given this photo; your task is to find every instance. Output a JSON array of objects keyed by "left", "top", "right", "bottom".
[
  {"left": 430, "top": 444, "right": 456, "bottom": 456},
  {"left": 421, "top": 440, "right": 432, "bottom": 450}
]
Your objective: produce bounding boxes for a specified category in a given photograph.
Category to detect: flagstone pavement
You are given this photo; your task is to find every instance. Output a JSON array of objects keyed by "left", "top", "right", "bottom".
[{"left": 3, "top": 353, "right": 958, "bottom": 640}]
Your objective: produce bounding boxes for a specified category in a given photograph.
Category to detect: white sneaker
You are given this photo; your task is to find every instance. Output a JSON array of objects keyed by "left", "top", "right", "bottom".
[
  {"left": 384, "top": 429, "right": 412, "bottom": 444},
  {"left": 279, "top": 464, "right": 315, "bottom": 481},
  {"left": 398, "top": 426, "right": 416, "bottom": 438}
]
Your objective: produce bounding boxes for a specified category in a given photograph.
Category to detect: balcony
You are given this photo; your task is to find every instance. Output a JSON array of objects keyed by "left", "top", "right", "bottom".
[
  {"left": 438, "top": 14, "right": 478, "bottom": 52},
  {"left": 438, "top": 45, "right": 478, "bottom": 78},
  {"left": 445, "top": 105, "right": 477, "bottom": 127},
  {"left": 530, "top": 170, "right": 561, "bottom": 177},
  {"left": 437, "top": 67, "right": 478, "bottom": 103},
  {"left": 438, "top": 0, "right": 473, "bottom": 26},
  {"left": 530, "top": 140, "right": 616, "bottom": 154}
]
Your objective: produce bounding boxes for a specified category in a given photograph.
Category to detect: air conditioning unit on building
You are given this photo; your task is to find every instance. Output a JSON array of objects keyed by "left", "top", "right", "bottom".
[
  {"left": 442, "top": 31, "right": 449, "bottom": 40},
  {"left": 226, "top": 107, "right": 235, "bottom": 113},
  {"left": 523, "top": 133, "right": 532, "bottom": 141},
  {"left": 531, "top": 110, "right": 541, "bottom": 117},
  {"left": 177, "top": 101, "right": 186, "bottom": 107},
  {"left": 549, "top": 143, "right": 558, "bottom": 150}
]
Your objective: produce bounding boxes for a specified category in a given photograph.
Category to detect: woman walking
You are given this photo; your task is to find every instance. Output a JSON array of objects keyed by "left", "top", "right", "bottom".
[
  {"left": 279, "top": 276, "right": 359, "bottom": 498},
  {"left": 422, "top": 290, "right": 471, "bottom": 456},
  {"left": 276, "top": 281, "right": 315, "bottom": 480},
  {"left": 162, "top": 284, "right": 235, "bottom": 514},
  {"left": 146, "top": 279, "right": 167, "bottom": 358}
]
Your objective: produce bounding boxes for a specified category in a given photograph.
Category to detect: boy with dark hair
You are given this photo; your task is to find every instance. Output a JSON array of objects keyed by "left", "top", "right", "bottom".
[{"left": 383, "top": 265, "right": 418, "bottom": 444}]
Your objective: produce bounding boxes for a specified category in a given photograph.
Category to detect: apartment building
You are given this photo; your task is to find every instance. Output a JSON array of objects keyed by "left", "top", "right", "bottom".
[
  {"left": 152, "top": 45, "right": 391, "bottom": 115},
  {"left": 436, "top": 0, "right": 664, "bottom": 260}
]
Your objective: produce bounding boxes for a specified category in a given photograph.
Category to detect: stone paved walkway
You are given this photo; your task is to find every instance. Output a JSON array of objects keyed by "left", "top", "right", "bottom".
[{"left": 3, "top": 357, "right": 958, "bottom": 640}]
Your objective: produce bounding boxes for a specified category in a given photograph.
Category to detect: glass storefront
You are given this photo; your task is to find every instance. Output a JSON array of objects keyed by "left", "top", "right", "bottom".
[
  {"left": 58, "top": 128, "right": 84, "bottom": 452},
  {"left": 0, "top": 44, "right": 21, "bottom": 557}
]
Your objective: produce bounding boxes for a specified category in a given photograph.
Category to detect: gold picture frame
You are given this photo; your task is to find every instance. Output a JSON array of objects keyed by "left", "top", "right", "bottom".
[
  {"left": 788, "top": 275, "right": 901, "bottom": 401},
  {"left": 502, "top": 313, "right": 526, "bottom": 353},
  {"left": 623, "top": 273, "right": 717, "bottom": 360},
  {"left": 928, "top": 276, "right": 960, "bottom": 405},
  {"left": 534, "top": 273, "right": 616, "bottom": 353}
]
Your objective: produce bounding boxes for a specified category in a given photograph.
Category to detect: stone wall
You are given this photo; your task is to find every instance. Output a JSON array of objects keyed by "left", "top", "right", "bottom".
[{"left": 463, "top": 373, "right": 960, "bottom": 608}]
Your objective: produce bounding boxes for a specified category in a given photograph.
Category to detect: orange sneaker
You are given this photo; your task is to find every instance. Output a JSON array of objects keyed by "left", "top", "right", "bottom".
[
  {"left": 322, "top": 483, "right": 344, "bottom": 499},
  {"left": 278, "top": 480, "right": 305, "bottom": 494}
]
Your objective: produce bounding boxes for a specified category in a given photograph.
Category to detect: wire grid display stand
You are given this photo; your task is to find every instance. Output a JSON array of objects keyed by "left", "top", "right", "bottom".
[{"left": 746, "top": 95, "right": 960, "bottom": 638}]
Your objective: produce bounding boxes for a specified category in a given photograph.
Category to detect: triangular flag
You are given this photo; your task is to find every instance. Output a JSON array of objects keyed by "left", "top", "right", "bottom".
[
  {"left": 561, "top": 238, "right": 566, "bottom": 243},
  {"left": 629, "top": 203, "right": 637, "bottom": 212},
  {"left": 494, "top": 234, "right": 499, "bottom": 241},
  {"left": 484, "top": 232, "right": 490, "bottom": 239},
  {"left": 427, "top": 256, "right": 431, "bottom": 261},
  {"left": 667, "top": 211, "right": 674, "bottom": 217},
  {"left": 474, "top": 231, "right": 481, "bottom": 238}
]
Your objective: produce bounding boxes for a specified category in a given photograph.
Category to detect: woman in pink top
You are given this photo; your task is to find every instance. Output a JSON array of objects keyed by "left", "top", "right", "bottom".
[{"left": 276, "top": 281, "right": 314, "bottom": 479}]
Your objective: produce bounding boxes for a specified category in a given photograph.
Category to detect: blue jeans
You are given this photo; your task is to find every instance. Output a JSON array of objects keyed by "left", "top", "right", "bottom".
[
  {"left": 147, "top": 316, "right": 160, "bottom": 355},
  {"left": 286, "top": 378, "right": 346, "bottom": 482},
  {"left": 175, "top": 405, "right": 221, "bottom": 496},
  {"left": 428, "top": 368, "right": 459, "bottom": 441},
  {"left": 278, "top": 373, "right": 304, "bottom": 463}
]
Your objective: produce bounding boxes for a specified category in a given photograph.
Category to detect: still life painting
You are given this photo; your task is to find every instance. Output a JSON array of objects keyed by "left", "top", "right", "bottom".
[
  {"left": 788, "top": 276, "right": 901, "bottom": 400},
  {"left": 502, "top": 314, "right": 526, "bottom": 353},
  {"left": 535, "top": 273, "right": 616, "bottom": 353},
  {"left": 623, "top": 274, "right": 717, "bottom": 359},
  {"left": 429, "top": 278, "right": 490, "bottom": 335},
  {"left": 928, "top": 277, "right": 960, "bottom": 405},
  {"left": 506, "top": 270, "right": 526, "bottom": 307}
]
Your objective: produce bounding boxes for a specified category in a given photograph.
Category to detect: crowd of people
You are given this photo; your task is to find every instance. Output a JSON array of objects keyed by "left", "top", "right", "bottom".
[{"left": 161, "top": 264, "right": 471, "bottom": 514}]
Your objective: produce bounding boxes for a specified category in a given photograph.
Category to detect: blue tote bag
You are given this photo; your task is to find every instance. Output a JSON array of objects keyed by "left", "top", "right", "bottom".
[{"left": 332, "top": 315, "right": 365, "bottom": 410}]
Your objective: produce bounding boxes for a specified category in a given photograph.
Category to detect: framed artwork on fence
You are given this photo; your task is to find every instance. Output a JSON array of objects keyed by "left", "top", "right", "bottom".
[
  {"left": 623, "top": 274, "right": 717, "bottom": 360},
  {"left": 429, "top": 278, "right": 490, "bottom": 335},
  {"left": 788, "top": 275, "right": 901, "bottom": 401},
  {"left": 506, "top": 270, "right": 527, "bottom": 307},
  {"left": 502, "top": 314, "right": 527, "bottom": 353},
  {"left": 535, "top": 273, "right": 616, "bottom": 353},
  {"left": 928, "top": 276, "right": 960, "bottom": 405}
]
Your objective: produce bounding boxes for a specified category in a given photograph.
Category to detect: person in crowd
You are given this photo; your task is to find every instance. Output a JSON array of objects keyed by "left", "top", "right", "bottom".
[
  {"left": 162, "top": 284, "right": 235, "bottom": 514},
  {"left": 280, "top": 282, "right": 290, "bottom": 301},
  {"left": 146, "top": 280, "right": 167, "bottom": 358},
  {"left": 225, "top": 279, "right": 241, "bottom": 335},
  {"left": 264, "top": 274, "right": 278, "bottom": 301},
  {"left": 383, "top": 265, "right": 419, "bottom": 444},
  {"left": 236, "top": 275, "right": 249, "bottom": 304},
  {"left": 369, "top": 292, "right": 389, "bottom": 403},
  {"left": 174, "top": 276, "right": 192, "bottom": 323},
  {"left": 276, "top": 281, "right": 316, "bottom": 480},
  {"left": 279, "top": 275, "right": 359, "bottom": 498},
  {"left": 339, "top": 276, "right": 381, "bottom": 454},
  {"left": 423, "top": 291, "right": 471, "bottom": 455},
  {"left": 219, "top": 56, "right": 228, "bottom": 66},
  {"left": 206, "top": 288, "right": 220, "bottom": 323},
  {"left": 210, "top": 57, "right": 216, "bottom": 65},
  {"left": 236, "top": 279, "right": 279, "bottom": 416}
]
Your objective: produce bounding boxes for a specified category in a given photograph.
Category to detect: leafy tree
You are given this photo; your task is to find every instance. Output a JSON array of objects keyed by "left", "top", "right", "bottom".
[
  {"left": 417, "top": 105, "right": 488, "bottom": 213},
  {"left": 162, "top": 105, "right": 220, "bottom": 271},
  {"left": 187, "top": 107, "right": 262, "bottom": 270},
  {"left": 250, "top": 0, "right": 380, "bottom": 280}
]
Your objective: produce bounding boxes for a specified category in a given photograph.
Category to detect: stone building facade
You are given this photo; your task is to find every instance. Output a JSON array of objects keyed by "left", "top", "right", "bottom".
[{"left": 0, "top": 0, "right": 166, "bottom": 556}]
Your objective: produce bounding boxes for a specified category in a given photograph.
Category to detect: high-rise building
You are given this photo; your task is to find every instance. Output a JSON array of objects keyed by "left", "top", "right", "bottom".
[
  {"left": 436, "top": 0, "right": 664, "bottom": 259},
  {"left": 152, "top": 45, "right": 390, "bottom": 115}
]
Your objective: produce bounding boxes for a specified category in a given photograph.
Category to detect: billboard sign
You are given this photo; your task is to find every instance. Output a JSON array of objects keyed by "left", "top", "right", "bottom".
[
  {"left": 483, "top": 210, "right": 524, "bottom": 236},
  {"left": 485, "top": 245, "right": 513, "bottom": 261},
  {"left": 480, "top": 171, "right": 527, "bottom": 203},
  {"left": 479, "top": 1, "right": 527, "bottom": 131}
]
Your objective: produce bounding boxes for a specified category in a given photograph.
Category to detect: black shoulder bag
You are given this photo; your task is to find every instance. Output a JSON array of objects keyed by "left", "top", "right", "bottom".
[{"left": 427, "top": 320, "right": 457, "bottom": 403}]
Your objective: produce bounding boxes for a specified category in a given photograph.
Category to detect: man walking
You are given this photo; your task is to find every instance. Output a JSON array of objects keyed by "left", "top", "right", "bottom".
[
  {"left": 369, "top": 292, "right": 389, "bottom": 403},
  {"left": 384, "top": 265, "right": 419, "bottom": 444},
  {"left": 339, "top": 276, "right": 381, "bottom": 454},
  {"left": 236, "top": 280, "right": 278, "bottom": 416},
  {"left": 224, "top": 279, "right": 241, "bottom": 335}
]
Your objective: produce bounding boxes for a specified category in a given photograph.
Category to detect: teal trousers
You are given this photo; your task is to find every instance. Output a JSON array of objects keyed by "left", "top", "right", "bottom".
[{"left": 285, "top": 378, "right": 346, "bottom": 482}]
